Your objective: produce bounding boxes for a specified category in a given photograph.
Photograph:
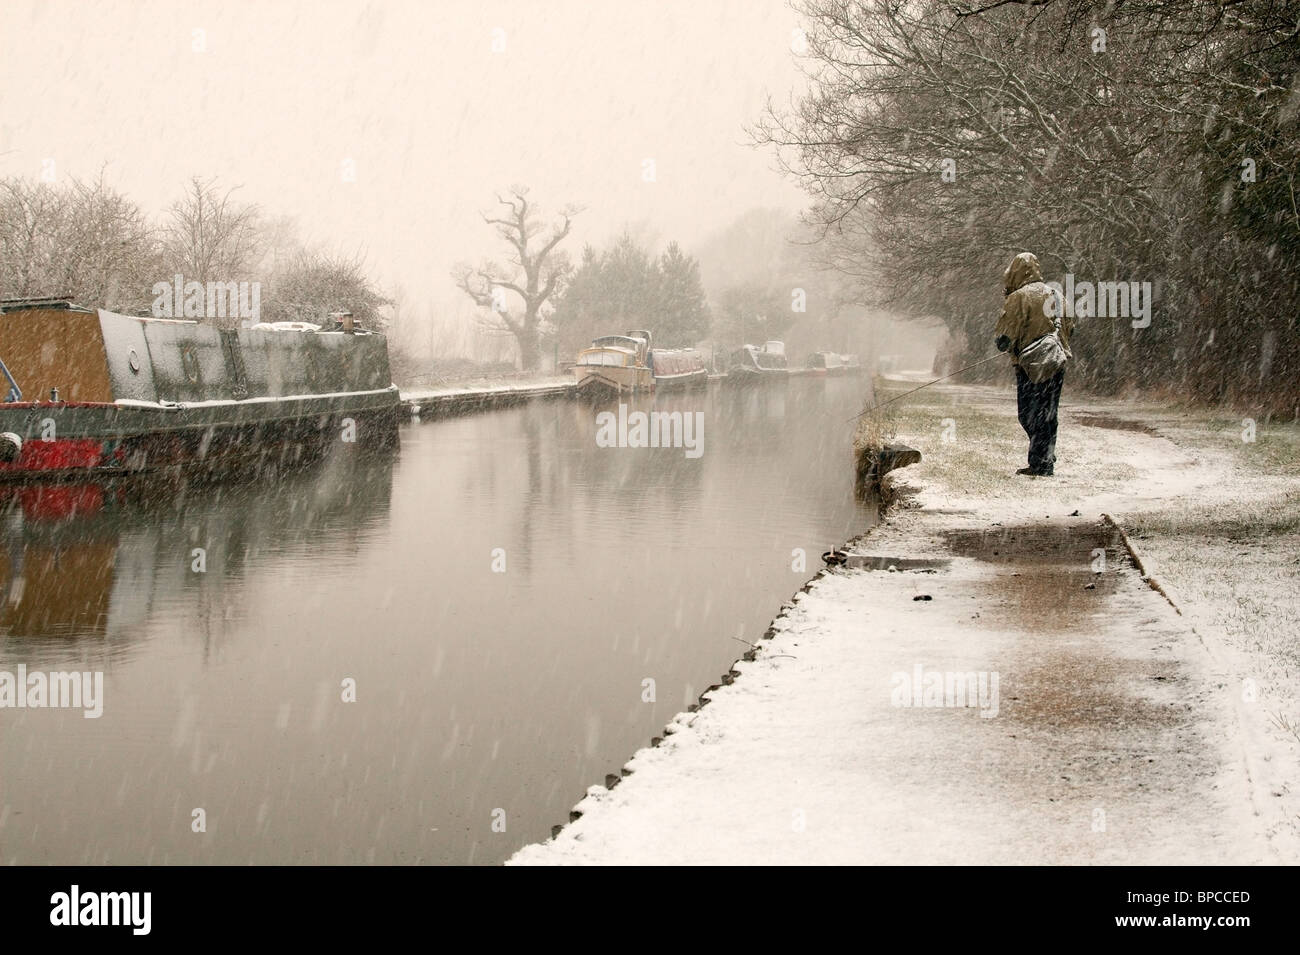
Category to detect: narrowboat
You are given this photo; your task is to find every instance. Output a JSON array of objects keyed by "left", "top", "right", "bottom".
[
  {"left": 725, "top": 343, "right": 790, "bottom": 385},
  {"left": 572, "top": 330, "right": 654, "bottom": 395},
  {"left": 650, "top": 347, "right": 707, "bottom": 391},
  {"left": 806, "top": 351, "right": 845, "bottom": 376},
  {"left": 839, "top": 353, "right": 864, "bottom": 375},
  {"left": 0, "top": 297, "right": 400, "bottom": 480}
]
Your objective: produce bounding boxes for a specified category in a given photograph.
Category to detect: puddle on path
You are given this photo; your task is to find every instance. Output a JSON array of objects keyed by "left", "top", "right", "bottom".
[
  {"left": 840, "top": 555, "right": 951, "bottom": 572},
  {"left": 944, "top": 521, "right": 1120, "bottom": 565},
  {"left": 1006, "top": 649, "right": 1189, "bottom": 732},
  {"left": 942, "top": 522, "right": 1126, "bottom": 632},
  {"left": 1073, "top": 413, "right": 1161, "bottom": 436},
  {"left": 867, "top": 516, "right": 1229, "bottom": 859}
]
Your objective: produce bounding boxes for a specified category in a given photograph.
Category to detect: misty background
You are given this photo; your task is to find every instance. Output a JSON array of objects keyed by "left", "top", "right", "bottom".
[{"left": 0, "top": 0, "right": 936, "bottom": 375}]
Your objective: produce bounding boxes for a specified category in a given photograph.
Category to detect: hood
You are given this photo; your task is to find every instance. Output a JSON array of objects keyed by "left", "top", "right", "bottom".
[{"left": 1003, "top": 252, "right": 1043, "bottom": 294}]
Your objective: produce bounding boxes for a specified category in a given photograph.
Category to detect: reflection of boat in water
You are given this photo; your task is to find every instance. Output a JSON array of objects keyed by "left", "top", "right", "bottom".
[
  {"left": 0, "top": 451, "right": 395, "bottom": 642},
  {"left": 0, "top": 297, "right": 400, "bottom": 481},
  {"left": 0, "top": 493, "right": 118, "bottom": 637},
  {"left": 725, "top": 342, "right": 790, "bottom": 385}
]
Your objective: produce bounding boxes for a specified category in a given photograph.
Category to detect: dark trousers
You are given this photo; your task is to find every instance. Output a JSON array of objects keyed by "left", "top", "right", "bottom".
[{"left": 1015, "top": 367, "right": 1064, "bottom": 472}]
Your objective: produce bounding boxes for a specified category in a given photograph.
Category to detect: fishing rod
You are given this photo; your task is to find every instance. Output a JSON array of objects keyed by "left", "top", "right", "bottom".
[{"left": 849, "top": 354, "right": 1003, "bottom": 421}]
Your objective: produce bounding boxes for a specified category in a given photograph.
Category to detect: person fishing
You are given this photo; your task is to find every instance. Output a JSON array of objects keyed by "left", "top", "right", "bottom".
[{"left": 994, "top": 252, "right": 1072, "bottom": 477}]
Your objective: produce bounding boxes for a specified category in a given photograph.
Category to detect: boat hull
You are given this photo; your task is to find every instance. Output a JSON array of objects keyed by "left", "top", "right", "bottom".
[
  {"left": 0, "top": 304, "right": 400, "bottom": 480},
  {"left": 722, "top": 366, "right": 790, "bottom": 386},
  {"left": 652, "top": 368, "right": 708, "bottom": 391},
  {"left": 0, "top": 392, "right": 399, "bottom": 480},
  {"left": 572, "top": 364, "right": 653, "bottom": 394}
]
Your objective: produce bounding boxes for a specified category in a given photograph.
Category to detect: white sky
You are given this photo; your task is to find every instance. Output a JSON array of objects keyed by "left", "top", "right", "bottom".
[{"left": 0, "top": 0, "right": 810, "bottom": 341}]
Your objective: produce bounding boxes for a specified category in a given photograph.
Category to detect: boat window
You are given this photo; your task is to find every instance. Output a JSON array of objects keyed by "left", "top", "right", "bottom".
[{"left": 579, "top": 351, "right": 626, "bottom": 367}]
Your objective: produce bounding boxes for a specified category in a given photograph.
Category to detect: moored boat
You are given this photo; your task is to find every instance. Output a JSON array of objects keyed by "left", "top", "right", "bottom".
[
  {"left": 806, "top": 351, "right": 845, "bottom": 376},
  {"left": 650, "top": 347, "right": 708, "bottom": 391},
  {"left": 572, "top": 331, "right": 654, "bottom": 395},
  {"left": 724, "top": 343, "right": 790, "bottom": 385},
  {"left": 839, "top": 353, "right": 864, "bottom": 375},
  {"left": 0, "top": 297, "right": 400, "bottom": 480}
]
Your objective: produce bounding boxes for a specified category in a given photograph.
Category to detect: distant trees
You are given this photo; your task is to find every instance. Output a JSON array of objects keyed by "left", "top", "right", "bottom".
[
  {"left": 453, "top": 188, "right": 579, "bottom": 371},
  {"left": 550, "top": 232, "right": 711, "bottom": 354},
  {"left": 655, "top": 242, "right": 711, "bottom": 345},
  {"left": 0, "top": 173, "right": 393, "bottom": 333},
  {"left": 550, "top": 245, "right": 607, "bottom": 354},
  {"left": 692, "top": 207, "right": 853, "bottom": 356},
  {"left": 713, "top": 285, "right": 793, "bottom": 347},
  {"left": 758, "top": 0, "right": 1300, "bottom": 412},
  {"left": 0, "top": 174, "right": 159, "bottom": 313},
  {"left": 160, "top": 178, "right": 260, "bottom": 305},
  {"left": 261, "top": 250, "right": 392, "bottom": 331}
]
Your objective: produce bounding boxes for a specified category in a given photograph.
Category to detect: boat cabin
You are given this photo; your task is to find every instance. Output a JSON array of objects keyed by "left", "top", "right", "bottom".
[
  {"left": 733, "top": 343, "right": 787, "bottom": 372},
  {"left": 572, "top": 331, "right": 654, "bottom": 393}
]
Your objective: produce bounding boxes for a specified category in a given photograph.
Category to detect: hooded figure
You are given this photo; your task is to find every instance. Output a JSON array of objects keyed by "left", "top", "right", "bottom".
[{"left": 994, "top": 252, "right": 1071, "bottom": 476}]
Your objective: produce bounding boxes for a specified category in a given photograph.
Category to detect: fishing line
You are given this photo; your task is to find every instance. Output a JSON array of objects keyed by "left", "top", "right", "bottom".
[{"left": 849, "top": 354, "right": 1003, "bottom": 421}]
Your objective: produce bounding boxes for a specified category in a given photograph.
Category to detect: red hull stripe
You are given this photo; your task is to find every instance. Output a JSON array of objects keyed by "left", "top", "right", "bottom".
[{"left": 0, "top": 439, "right": 103, "bottom": 471}]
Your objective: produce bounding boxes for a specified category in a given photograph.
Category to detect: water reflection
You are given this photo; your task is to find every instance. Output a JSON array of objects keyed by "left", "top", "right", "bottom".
[
  {"left": 0, "top": 451, "right": 394, "bottom": 661},
  {"left": 0, "top": 378, "right": 873, "bottom": 864}
]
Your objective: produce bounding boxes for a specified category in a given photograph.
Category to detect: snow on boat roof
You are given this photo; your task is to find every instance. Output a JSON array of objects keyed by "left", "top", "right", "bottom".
[
  {"left": 97, "top": 308, "right": 195, "bottom": 325},
  {"left": 251, "top": 321, "right": 322, "bottom": 332}
]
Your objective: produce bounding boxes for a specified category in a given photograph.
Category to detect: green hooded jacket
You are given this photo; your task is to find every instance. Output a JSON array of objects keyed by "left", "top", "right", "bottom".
[{"left": 994, "top": 252, "right": 1073, "bottom": 367}]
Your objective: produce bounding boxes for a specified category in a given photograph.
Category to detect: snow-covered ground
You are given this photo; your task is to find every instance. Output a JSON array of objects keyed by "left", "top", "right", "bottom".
[{"left": 509, "top": 380, "right": 1300, "bottom": 865}]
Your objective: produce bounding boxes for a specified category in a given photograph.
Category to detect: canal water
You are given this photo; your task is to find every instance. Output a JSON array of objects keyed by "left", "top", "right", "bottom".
[{"left": 0, "top": 377, "right": 875, "bottom": 864}]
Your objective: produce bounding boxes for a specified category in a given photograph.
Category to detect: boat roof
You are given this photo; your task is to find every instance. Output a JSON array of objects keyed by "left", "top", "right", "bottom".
[
  {"left": 0, "top": 296, "right": 94, "bottom": 314},
  {"left": 591, "top": 335, "right": 644, "bottom": 348}
]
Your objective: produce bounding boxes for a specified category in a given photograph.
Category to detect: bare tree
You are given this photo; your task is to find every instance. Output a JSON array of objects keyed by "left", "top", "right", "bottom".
[
  {"left": 0, "top": 178, "right": 68, "bottom": 300},
  {"left": 262, "top": 249, "right": 392, "bottom": 331},
  {"left": 452, "top": 188, "right": 579, "bottom": 372},
  {"left": 0, "top": 173, "right": 159, "bottom": 312},
  {"left": 754, "top": 0, "right": 1300, "bottom": 411},
  {"left": 161, "top": 177, "right": 260, "bottom": 324}
]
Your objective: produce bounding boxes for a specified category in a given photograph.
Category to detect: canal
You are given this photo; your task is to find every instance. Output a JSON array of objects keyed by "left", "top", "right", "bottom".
[{"left": 0, "top": 376, "right": 875, "bottom": 864}]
